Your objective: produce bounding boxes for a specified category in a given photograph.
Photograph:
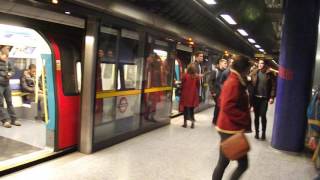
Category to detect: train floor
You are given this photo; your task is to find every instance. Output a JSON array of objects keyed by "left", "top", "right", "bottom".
[
  {"left": 2, "top": 104, "right": 318, "bottom": 180},
  {"left": 0, "top": 118, "right": 52, "bottom": 166}
]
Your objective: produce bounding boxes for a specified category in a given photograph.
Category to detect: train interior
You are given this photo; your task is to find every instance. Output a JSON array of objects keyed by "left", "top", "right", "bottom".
[
  {"left": 0, "top": 23, "right": 55, "bottom": 167},
  {"left": 0, "top": 14, "right": 84, "bottom": 169}
]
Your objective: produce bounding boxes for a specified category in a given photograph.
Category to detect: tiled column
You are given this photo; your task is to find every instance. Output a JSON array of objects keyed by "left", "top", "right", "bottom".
[{"left": 271, "top": 0, "right": 320, "bottom": 152}]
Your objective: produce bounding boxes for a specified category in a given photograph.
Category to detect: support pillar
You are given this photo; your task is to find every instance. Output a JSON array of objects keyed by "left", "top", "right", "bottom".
[
  {"left": 79, "top": 17, "right": 99, "bottom": 154},
  {"left": 271, "top": 0, "right": 320, "bottom": 152}
]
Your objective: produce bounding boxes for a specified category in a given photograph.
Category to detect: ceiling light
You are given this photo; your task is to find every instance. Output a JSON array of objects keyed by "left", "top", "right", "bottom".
[
  {"left": 65, "top": 11, "right": 71, "bottom": 15},
  {"left": 248, "top": 38, "right": 256, "bottom": 43},
  {"left": 220, "top": 14, "right": 237, "bottom": 25},
  {"left": 255, "top": 45, "right": 261, "bottom": 48},
  {"left": 203, "top": 0, "right": 216, "bottom": 5},
  {"left": 52, "top": 0, "right": 58, "bottom": 4},
  {"left": 237, "top": 29, "right": 248, "bottom": 36},
  {"left": 259, "top": 49, "right": 265, "bottom": 52}
]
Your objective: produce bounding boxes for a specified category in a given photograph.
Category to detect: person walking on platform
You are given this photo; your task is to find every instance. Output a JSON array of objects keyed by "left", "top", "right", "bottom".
[
  {"left": 210, "top": 58, "right": 227, "bottom": 125},
  {"left": 0, "top": 45, "right": 20, "bottom": 128},
  {"left": 179, "top": 63, "right": 200, "bottom": 129},
  {"left": 212, "top": 55, "right": 251, "bottom": 180},
  {"left": 249, "top": 59, "right": 276, "bottom": 140}
]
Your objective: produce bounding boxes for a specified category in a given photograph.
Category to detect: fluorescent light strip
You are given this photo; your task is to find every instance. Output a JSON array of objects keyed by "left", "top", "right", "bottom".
[
  {"left": 248, "top": 38, "right": 256, "bottom": 43},
  {"left": 203, "top": 0, "right": 216, "bottom": 5},
  {"left": 255, "top": 45, "right": 261, "bottom": 48},
  {"left": 220, "top": 14, "right": 237, "bottom": 25},
  {"left": 237, "top": 29, "right": 248, "bottom": 36}
]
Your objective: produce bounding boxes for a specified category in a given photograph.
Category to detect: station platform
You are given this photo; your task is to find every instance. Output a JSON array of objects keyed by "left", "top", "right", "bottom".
[{"left": 2, "top": 105, "right": 318, "bottom": 180}]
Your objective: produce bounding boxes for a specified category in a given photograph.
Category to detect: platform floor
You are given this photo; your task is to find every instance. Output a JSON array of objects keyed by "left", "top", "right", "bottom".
[{"left": 2, "top": 105, "right": 318, "bottom": 180}]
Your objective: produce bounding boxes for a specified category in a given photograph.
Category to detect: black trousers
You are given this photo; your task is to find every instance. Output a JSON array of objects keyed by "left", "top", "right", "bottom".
[
  {"left": 212, "top": 96, "right": 220, "bottom": 124},
  {"left": 183, "top": 107, "right": 194, "bottom": 121},
  {"left": 253, "top": 96, "right": 269, "bottom": 134},
  {"left": 212, "top": 132, "right": 248, "bottom": 180}
]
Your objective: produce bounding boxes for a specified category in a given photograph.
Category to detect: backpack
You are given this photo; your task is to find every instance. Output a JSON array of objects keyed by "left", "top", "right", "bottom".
[{"left": 307, "top": 89, "right": 320, "bottom": 132}]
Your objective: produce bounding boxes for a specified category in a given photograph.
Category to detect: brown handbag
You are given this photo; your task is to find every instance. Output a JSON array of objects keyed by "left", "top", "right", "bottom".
[{"left": 220, "top": 133, "right": 250, "bottom": 160}]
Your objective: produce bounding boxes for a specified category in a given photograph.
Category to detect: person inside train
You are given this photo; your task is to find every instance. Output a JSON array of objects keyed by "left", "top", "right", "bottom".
[
  {"left": 249, "top": 59, "right": 276, "bottom": 140},
  {"left": 212, "top": 55, "right": 251, "bottom": 180},
  {"left": 20, "top": 64, "right": 45, "bottom": 120},
  {"left": 0, "top": 45, "right": 20, "bottom": 128},
  {"left": 210, "top": 58, "right": 228, "bottom": 125},
  {"left": 179, "top": 63, "right": 200, "bottom": 129}
]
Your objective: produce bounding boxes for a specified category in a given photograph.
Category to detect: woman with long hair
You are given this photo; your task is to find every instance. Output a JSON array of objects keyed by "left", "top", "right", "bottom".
[
  {"left": 179, "top": 63, "right": 200, "bottom": 129},
  {"left": 212, "top": 55, "right": 252, "bottom": 180}
]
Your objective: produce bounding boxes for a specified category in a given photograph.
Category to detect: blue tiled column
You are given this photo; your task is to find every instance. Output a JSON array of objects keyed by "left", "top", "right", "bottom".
[{"left": 271, "top": 1, "right": 320, "bottom": 152}]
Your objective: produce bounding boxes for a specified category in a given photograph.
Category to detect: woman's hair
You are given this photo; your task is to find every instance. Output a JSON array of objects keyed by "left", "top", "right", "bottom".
[
  {"left": 187, "top": 63, "right": 197, "bottom": 76},
  {"left": 231, "top": 55, "right": 251, "bottom": 74}
]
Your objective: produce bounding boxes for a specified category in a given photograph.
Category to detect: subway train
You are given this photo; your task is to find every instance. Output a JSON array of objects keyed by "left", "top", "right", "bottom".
[{"left": 0, "top": 0, "right": 227, "bottom": 173}]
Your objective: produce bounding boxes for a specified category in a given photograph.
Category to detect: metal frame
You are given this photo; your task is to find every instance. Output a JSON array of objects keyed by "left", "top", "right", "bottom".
[{"left": 79, "top": 16, "right": 99, "bottom": 154}]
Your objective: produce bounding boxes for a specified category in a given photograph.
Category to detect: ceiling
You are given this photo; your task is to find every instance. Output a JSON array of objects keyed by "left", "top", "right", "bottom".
[{"left": 124, "top": 0, "right": 283, "bottom": 58}]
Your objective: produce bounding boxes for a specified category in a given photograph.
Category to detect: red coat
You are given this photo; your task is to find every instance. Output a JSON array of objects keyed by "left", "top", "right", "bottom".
[
  {"left": 216, "top": 71, "right": 251, "bottom": 134},
  {"left": 179, "top": 74, "right": 200, "bottom": 111}
]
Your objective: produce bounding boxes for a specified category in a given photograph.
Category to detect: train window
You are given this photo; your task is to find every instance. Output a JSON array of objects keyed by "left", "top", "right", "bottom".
[
  {"left": 59, "top": 41, "right": 81, "bottom": 95},
  {"left": 98, "top": 26, "right": 118, "bottom": 91},
  {"left": 145, "top": 48, "right": 172, "bottom": 88},
  {"left": 117, "top": 29, "right": 143, "bottom": 90}
]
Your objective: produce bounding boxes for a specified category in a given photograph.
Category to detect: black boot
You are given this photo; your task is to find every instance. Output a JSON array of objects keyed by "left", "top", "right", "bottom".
[
  {"left": 261, "top": 132, "right": 266, "bottom": 140},
  {"left": 191, "top": 122, "right": 195, "bottom": 129},
  {"left": 255, "top": 132, "right": 259, "bottom": 139},
  {"left": 182, "top": 120, "right": 187, "bottom": 128}
]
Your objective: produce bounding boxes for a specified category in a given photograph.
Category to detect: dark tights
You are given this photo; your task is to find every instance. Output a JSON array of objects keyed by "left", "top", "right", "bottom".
[
  {"left": 253, "top": 97, "right": 268, "bottom": 135},
  {"left": 183, "top": 107, "right": 195, "bottom": 121},
  {"left": 212, "top": 132, "right": 248, "bottom": 180}
]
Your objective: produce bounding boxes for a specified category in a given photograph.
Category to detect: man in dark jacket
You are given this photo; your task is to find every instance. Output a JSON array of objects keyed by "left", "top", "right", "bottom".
[
  {"left": 0, "top": 45, "right": 19, "bottom": 128},
  {"left": 192, "top": 51, "right": 204, "bottom": 102},
  {"left": 250, "top": 59, "right": 276, "bottom": 140},
  {"left": 210, "top": 58, "right": 227, "bottom": 124},
  {"left": 21, "top": 64, "right": 44, "bottom": 119}
]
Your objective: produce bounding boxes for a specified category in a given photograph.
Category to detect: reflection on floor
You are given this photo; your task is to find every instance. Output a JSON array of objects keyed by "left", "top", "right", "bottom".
[
  {"left": 0, "top": 136, "right": 40, "bottom": 161},
  {"left": 2, "top": 104, "right": 318, "bottom": 180}
]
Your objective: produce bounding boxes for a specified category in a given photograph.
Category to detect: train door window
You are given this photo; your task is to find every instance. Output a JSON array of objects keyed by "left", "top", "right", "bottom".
[
  {"left": 142, "top": 35, "right": 174, "bottom": 125},
  {"left": 59, "top": 41, "right": 81, "bottom": 95},
  {"left": 118, "top": 29, "right": 143, "bottom": 90},
  {"left": 98, "top": 26, "right": 117, "bottom": 91},
  {"left": 0, "top": 24, "right": 54, "bottom": 167},
  {"left": 145, "top": 37, "right": 173, "bottom": 88}
]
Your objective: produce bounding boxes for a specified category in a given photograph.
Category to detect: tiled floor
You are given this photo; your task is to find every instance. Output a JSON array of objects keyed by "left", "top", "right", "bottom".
[{"left": 2, "top": 104, "right": 318, "bottom": 180}]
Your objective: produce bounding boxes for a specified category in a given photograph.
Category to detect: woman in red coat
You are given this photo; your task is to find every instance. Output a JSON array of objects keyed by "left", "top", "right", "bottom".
[
  {"left": 212, "top": 55, "right": 251, "bottom": 180},
  {"left": 179, "top": 63, "right": 200, "bottom": 129}
]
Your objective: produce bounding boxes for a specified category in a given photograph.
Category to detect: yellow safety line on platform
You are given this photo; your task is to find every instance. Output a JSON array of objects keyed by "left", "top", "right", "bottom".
[{"left": 96, "top": 87, "right": 172, "bottom": 99}]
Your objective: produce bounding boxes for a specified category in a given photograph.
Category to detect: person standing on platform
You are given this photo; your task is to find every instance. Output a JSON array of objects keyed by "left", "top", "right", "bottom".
[
  {"left": 249, "top": 59, "right": 276, "bottom": 140},
  {"left": 192, "top": 51, "right": 204, "bottom": 102},
  {"left": 210, "top": 58, "right": 228, "bottom": 125},
  {"left": 0, "top": 45, "right": 20, "bottom": 128},
  {"left": 212, "top": 55, "right": 251, "bottom": 180},
  {"left": 179, "top": 63, "right": 200, "bottom": 129}
]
